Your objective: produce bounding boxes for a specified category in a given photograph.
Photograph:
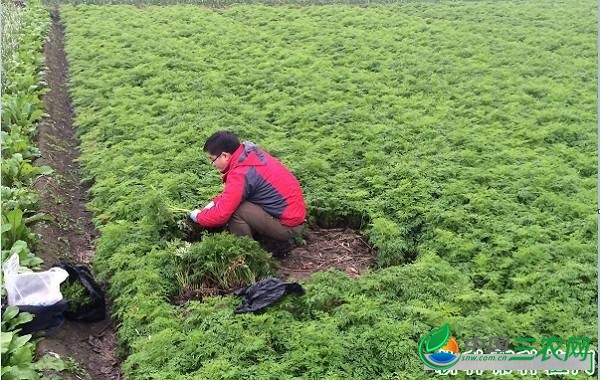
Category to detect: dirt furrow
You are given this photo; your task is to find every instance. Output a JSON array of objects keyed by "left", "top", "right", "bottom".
[{"left": 32, "top": 8, "right": 121, "bottom": 380}]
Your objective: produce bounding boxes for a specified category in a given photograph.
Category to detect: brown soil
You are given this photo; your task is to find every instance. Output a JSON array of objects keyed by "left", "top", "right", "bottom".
[
  {"left": 278, "top": 226, "right": 376, "bottom": 280},
  {"left": 31, "top": 8, "right": 121, "bottom": 380}
]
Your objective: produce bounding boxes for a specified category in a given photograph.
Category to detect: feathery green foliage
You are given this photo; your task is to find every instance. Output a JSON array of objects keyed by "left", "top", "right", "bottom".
[{"left": 60, "top": 1, "right": 596, "bottom": 378}]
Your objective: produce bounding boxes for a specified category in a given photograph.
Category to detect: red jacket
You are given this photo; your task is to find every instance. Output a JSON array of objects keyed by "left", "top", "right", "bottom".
[{"left": 195, "top": 142, "right": 306, "bottom": 228}]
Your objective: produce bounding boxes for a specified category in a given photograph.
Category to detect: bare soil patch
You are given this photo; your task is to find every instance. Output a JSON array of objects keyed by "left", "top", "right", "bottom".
[
  {"left": 277, "top": 226, "right": 376, "bottom": 280},
  {"left": 171, "top": 286, "right": 222, "bottom": 306}
]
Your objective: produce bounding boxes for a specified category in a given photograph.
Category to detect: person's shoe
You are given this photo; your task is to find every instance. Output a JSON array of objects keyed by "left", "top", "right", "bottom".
[{"left": 258, "top": 237, "right": 296, "bottom": 258}]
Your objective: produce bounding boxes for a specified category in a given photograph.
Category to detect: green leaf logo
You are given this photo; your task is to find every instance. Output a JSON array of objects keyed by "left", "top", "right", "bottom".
[{"left": 424, "top": 323, "right": 451, "bottom": 353}]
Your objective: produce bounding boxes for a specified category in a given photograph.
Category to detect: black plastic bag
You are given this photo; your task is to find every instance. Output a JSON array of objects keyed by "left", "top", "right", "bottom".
[
  {"left": 56, "top": 262, "right": 106, "bottom": 322},
  {"left": 1, "top": 300, "right": 68, "bottom": 335},
  {"left": 233, "top": 277, "right": 304, "bottom": 314}
]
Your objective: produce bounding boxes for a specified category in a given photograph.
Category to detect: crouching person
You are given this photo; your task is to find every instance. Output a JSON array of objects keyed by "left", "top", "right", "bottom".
[{"left": 189, "top": 131, "right": 306, "bottom": 247}]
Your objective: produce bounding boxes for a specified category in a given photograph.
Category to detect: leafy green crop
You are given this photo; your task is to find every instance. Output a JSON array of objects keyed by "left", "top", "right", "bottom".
[
  {"left": 60, "top": 1, "right": 596, "bottom": 378},
  {"left": 1, "top": 306, "right": 66, "bottom": 380},
  {"left": 1, "top": 208, "right": 53, "bottom": 249},
  {"left": 1, "top": 186, "right": 39, "bottom": 213},
  {"left": 1, "top": 153, "right": 52, "bottom": 188},
  {"left": 1, "top": 94, "right": 46, "bottom": 131}
]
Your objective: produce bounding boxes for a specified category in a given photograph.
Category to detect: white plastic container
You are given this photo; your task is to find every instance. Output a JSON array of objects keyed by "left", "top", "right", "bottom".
[{"left": 3, "top": 253, "right": 69, "bottom": 306}]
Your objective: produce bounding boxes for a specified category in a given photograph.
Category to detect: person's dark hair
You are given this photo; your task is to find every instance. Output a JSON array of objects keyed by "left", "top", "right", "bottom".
[{"left": 203, "top": 131, "right": 241, "bottom": 156}]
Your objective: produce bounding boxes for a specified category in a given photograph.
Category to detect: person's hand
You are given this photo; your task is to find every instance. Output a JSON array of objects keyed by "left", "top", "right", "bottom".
[{"left": 189, "top": 209, "right": 201, "bottom": 222}]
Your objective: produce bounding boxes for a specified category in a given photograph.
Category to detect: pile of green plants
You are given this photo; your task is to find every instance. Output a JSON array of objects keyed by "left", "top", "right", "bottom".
[
  {"left": 60, "top": 279, "right": 91, "bottom": 313},
  {"left": 60, "top": 1, "right": 596, "bottom": 378},
  {"left": 172, "top": 233, "right": 274, "bottom": 295}
]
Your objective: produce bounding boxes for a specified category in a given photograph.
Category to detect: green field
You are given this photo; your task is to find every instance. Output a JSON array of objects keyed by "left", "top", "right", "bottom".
[{"left": 61, "top": 2, "right": 596, "bottom": 378}]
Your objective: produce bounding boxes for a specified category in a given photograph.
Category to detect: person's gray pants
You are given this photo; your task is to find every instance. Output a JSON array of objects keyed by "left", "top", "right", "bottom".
[{"left": 228, "top": 201, "right": 304, "bottom": 241}]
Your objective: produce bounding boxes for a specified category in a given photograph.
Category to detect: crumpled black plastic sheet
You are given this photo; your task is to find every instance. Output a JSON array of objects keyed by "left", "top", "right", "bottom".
[
  {"left": 233, "top": 277, "right": 304, "bottom": 314},
  {"left": 1, "top": 300, "right": 68, "bottom": 335}
]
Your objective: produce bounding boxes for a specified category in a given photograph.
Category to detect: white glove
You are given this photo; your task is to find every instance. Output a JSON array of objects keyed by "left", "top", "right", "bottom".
[
  {"left": 189, "top": 202, "right": 214, "bottom": 223},
  {"left": 189, "top": 209, "right": 201, "bottom": 222}
]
